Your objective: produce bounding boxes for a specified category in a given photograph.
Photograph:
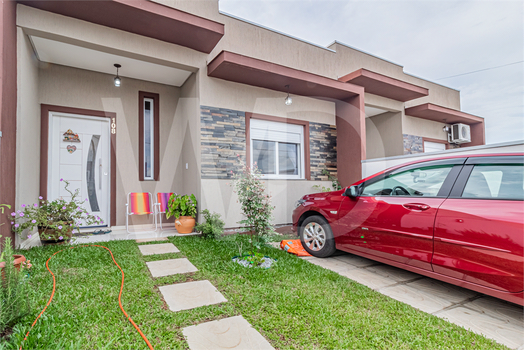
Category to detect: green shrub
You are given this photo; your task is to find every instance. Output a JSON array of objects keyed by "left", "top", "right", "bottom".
[
  {"left": 232, "top": 161, "right": 275, "bottom": 253},
  {"left": 195, "top": 209, "right": 225, "bottom": 239},
  {"left": 0, "top": 237, "right": 31, "bottom": 337}
]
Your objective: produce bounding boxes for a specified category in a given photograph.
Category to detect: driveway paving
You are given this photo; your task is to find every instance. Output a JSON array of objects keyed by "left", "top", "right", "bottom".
[{"left": 299, "top": 252, "right": 524, "bottom": 349}]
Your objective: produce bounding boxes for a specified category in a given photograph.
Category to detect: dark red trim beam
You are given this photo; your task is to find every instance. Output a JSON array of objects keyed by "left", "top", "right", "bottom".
[
  {"left": 339, "top": 68, "right": 428, "bottom": 102},
  {"left": 208, "top": 51, "right": 364, "bottom": 100},
  {"left": 405, "top": 103, "right": 484, "bottom": 124},
  {"left": 18, "top": 0, "right": 224, "bottom": 53}
]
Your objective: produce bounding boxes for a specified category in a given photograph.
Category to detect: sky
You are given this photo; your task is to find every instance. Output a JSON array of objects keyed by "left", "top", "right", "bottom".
[{"left": 219, "top": 0, "right": 524, "bottom": 144}]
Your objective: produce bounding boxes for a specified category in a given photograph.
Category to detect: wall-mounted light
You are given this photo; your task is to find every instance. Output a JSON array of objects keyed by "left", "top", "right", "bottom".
[
  {"left": 284, "top": 85, "right": 292, "bottom": 105},
  {"left": 114, "top": 64, "right": 121, "bottom": 87}
]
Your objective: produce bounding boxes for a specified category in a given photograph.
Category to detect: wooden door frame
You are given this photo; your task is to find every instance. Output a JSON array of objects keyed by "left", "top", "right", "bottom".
[{"left": 40, "top": 104, "right": 117, "bottom": 226}]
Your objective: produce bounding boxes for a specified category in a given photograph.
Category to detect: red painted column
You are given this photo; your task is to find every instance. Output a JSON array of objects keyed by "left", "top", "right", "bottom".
[
  {"left": 335, "top": 94, "right": 366, "bottom": 187},
  {"left": 0, "top": 0, "right": 17, "bottom": 247}
]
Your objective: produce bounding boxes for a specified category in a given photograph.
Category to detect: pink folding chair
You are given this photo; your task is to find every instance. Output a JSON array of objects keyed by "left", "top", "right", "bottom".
[
  {"left": 155, "top": 192, "right": 176, "bottom": 230},
  {"left": 126, "top": 192, "right": 157, "bottom": 234}
]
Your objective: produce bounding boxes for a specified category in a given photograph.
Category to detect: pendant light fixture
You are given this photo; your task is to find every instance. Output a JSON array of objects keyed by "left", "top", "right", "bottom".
[
  {"left": 114, "top": 64, "right": 122, "bottom": 87},
  {"left": 284, "top": 85, "right": 292, "bottom": 105}
]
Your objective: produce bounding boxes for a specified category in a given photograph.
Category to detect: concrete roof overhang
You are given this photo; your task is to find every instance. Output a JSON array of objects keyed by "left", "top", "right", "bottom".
[
  {"left": 405, "top": 103, "right": 484, "bottom": 125},
  {"left": 207, "top": 51, "right": 364, "bottom": 100},
  {"left": 17, "top": 0, "right": 224, "bottom": 53},
  {"left": 339, "top": 68, "right": 428, "bottom": 102}
]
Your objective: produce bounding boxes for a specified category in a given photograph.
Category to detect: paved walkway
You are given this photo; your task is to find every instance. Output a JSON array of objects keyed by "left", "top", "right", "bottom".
[
  {"left": 137, "top": 238, "right": 274, "bottom": 350},
  {"left": 295, "top": 251, "right": 524, "bottom": 349}
]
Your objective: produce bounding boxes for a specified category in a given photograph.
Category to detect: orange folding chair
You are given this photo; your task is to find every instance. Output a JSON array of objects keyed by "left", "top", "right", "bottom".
[
  {"left": 126, "top": 192, "right": 157, "bottom": 234},
  {"left": 155, "top": 192, "right": 175, "bottom": 230}
]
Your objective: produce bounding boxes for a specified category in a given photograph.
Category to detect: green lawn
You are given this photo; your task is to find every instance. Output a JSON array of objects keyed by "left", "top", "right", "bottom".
[{"left": 2, "top": 236, "right": 507, "bottom": 349}]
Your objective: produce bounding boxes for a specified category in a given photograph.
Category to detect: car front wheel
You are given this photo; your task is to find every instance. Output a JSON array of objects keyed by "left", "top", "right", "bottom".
[{"left": 299, "top": 215, "right": 336, "bottom": 258}]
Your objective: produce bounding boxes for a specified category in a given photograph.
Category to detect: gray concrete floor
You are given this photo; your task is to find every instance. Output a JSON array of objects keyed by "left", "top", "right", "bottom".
[{"left": 297, "top": 251, "right": 524, "bottom": 349}]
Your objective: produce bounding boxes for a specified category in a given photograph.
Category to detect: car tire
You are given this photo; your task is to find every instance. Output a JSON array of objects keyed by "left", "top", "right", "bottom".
[{"left": 299, "top": 215, "right": 336, "bottom": 258}]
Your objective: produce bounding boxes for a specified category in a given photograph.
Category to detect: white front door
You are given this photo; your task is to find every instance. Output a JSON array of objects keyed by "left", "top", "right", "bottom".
[{"left": 48, "top": 113, "right": 111, "bottom": 228}]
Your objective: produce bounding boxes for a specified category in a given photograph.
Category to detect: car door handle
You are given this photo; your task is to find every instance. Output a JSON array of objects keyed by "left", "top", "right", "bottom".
[{"left": 403, "top": 203, "right": 430, "bottom": 211}]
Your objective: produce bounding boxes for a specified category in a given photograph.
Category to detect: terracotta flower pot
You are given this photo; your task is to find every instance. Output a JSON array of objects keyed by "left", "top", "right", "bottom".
[
  {"left": 0, "top": 255, "right": 31, "bottom": 278},
  {"left": 175, "top": 216, "right": 195, "bottom": 234}
]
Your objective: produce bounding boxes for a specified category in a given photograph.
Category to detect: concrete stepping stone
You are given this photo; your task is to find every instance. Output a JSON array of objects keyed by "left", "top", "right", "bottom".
[
  {"left": 139, "top": 243, "right": 179, "bottom": 255},
  {"left": 146, "top": 258, "right": 197, "bottom": 277},
  {"left": 159, "top": 280, "right": 227, "bottom": 312},
  {"left": 136, "top": 237, "right": 168, "bottom": 243},
  {"left": 183, "top": 315, "right": 274, "bottom": 350}
]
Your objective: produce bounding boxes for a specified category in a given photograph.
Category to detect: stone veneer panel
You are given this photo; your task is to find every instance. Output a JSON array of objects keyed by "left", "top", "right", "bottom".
[
  {"left": 201, "top": 106, "right": 246, "bottom": 179},
  {"left": 309, "top": 123, "right": 337, "bottom": 181},
  {"left": 403, "top": 134, "right": 423, "bottom": 154}
]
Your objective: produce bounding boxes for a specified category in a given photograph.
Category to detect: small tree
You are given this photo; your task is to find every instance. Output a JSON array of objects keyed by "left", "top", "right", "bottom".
[
  {"left": 232, "top": 161, "right": 275, "bottom": 253},
  {"left": 0, "top": 237, "right": 31, "bottom": 336}
]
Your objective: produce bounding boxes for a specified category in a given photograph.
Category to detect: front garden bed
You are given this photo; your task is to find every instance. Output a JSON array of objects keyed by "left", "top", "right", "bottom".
[{"left": 2, "top": 236, "right": 508, "bottom": 349}]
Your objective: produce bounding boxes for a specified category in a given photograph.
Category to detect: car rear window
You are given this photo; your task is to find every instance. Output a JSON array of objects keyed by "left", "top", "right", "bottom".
[{"left": 462, "top": 164, "right": 524, "bottom": 200}]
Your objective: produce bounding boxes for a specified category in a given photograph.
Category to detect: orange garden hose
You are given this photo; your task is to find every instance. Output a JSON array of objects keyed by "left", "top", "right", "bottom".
[{"left": 19, "top": 245, "right": 154, "bottom": 350}]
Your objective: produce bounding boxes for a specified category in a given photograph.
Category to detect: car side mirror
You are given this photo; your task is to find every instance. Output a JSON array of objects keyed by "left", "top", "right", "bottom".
[{"left": 344, "top": 185, "right": 360, "bottom": 198}]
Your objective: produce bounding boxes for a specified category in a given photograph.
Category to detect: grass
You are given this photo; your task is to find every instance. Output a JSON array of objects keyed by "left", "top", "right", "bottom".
[{"left": 1, "top": 235, "right": 509, "bottom": 349}]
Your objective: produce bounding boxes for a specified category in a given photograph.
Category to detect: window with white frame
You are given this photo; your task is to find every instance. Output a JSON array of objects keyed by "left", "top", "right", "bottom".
[
  {"left": 143, "top": 98, "right": 154, "bottom": 180},
  {"left": 250, "top": 119, "right": 305, "bottom": 179}
]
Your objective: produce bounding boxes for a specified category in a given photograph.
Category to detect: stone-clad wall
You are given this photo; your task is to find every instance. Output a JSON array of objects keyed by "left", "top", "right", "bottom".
[
  {"left": 309, "top": 123, "right": 337, "bottom": 181},
  {"left": 403, "top": 134, "right": 423, "bottom": 154},
  {"left": 201, "top": 106, "right": 246, "bottom": 179}
]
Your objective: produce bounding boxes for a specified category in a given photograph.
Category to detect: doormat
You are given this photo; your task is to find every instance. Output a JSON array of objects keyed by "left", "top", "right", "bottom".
[{"left": 280, "top": 239, "right": 311, "bottom": 257}]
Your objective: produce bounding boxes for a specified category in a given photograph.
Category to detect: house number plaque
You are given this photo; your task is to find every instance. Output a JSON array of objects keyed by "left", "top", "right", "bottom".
[{"left": 111, "top": 118, "right": 116, "bottom": 134}]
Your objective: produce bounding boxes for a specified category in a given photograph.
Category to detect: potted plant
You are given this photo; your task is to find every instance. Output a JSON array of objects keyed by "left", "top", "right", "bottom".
[
  {"left": 10, "top": 179, "right": 102, "bottom": 245},
  {"left": 166, "top": 194, "right": 197, "bottom": 234}
]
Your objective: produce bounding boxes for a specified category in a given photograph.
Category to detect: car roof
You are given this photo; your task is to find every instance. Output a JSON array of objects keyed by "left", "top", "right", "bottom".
[
  {"left": 384, "top": 153, "right": 524, "bottom": 173},
  {"left": 356, "top": 153, "right": 524, "bottom": 186}
]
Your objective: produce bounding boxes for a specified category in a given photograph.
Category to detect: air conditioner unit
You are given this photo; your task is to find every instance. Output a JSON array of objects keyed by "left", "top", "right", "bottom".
[{"left": 449, "top": 123, "right": 471, "bottom": 144}]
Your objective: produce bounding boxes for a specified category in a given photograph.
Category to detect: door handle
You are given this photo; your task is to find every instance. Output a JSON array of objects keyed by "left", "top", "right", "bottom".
[
  {"left": 99, "top": 158, "right": 102, "bottom": 190},
  {"left": 403, "top": 203, "right": 430, "bottom": 211}
]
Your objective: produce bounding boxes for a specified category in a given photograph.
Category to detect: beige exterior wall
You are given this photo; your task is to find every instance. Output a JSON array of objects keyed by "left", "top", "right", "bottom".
[
  {"left": 201, "top": 179, "right": 333, "bottom": 227},
  {"left": 402, "top": 114, "right": 448, "bottom": 141},
  {"left": 200, "top": 77, "right": 336, "bottom": 125},
  {"left": 38, "top": 64, "right": 184, "bottom": 226},
  {"left": 15, "top": 28, "right": 40, "bottom": 243},
  {"left": 366, "top": 112, "right": 404, "bottom": 159}
]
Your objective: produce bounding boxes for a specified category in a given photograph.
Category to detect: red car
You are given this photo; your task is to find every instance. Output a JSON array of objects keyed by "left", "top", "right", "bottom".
[{"left": 292, "top": 154, "right": 524, "bottom": 305}]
